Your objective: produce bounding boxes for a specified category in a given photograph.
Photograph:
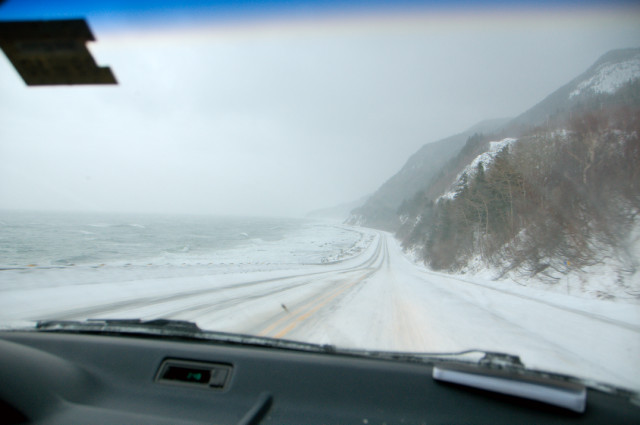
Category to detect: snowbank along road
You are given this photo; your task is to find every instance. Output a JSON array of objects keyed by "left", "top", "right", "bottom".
[{"left": 0, "top": 230, "right": 638, "bottom": 392}]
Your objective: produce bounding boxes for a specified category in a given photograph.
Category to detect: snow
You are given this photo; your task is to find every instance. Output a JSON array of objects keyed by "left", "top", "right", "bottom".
[
  {"left": 0, "top": 227, "right": 638, "bottom": 392},
  {"left": 570, "top": 54, "right": 640, "bottom": 98},
  {"left": 292, "top": 233, "right": 639, "bottom": 391},
  {"left": 475, "top": 218, "right": 640, "bottom": 301},
  {"left": 440, "top": 138, "right": 517, "bottom": 201}
]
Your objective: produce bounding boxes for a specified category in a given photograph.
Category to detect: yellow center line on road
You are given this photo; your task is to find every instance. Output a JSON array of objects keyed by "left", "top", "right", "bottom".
[
  {"left": 257, "top": 280, "right": 351, "bottom": 336},
  {"left": 265, "top": 271, "right": 373, "bottom": 339},
  {"left": 257, "top": 282, "right": 340, "bottom": 336},
  {"left": 273, "top": 281, "right": 358, "bottom": 339},
  {"left": 256, "top": 235, "right": 385, "bottom": 339}
]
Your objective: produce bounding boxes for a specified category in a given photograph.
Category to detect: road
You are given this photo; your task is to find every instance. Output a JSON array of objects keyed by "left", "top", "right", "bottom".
[{"left": 1, "top": 230, "right": 638, "bottom": 391}]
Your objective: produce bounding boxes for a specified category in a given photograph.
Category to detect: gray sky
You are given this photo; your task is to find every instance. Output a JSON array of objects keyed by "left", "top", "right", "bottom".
[{"left": 1, "top": 5, "right": 640, "bottom": 217}]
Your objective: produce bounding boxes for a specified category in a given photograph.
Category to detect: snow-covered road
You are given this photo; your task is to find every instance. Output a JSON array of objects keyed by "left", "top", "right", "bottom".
[
  {"left": 241, "top": 231, "right": 640, "bottom": 393},
  {"left": 1, "top": 230, "right": 638, "bottom": 391}
]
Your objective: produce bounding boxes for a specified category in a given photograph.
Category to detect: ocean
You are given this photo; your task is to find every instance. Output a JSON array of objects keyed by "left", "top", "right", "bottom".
[{"left": 0, "top": 211, "right": 364, "bottom": 269}]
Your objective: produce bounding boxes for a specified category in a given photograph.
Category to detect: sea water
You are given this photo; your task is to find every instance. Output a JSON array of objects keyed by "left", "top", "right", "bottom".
[{"left": 0, "top": 210, "right": 364, "bottom": 269}]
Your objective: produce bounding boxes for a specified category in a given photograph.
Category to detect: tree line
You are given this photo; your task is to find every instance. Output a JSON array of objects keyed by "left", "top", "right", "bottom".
[{"left": 398, "top": 104, "right": 640, "bottom": 283}]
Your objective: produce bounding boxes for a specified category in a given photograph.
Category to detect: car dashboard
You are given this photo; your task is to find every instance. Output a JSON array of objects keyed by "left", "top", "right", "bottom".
[{"left": 0, "top": 330, "right": 638, "bottom": 424}]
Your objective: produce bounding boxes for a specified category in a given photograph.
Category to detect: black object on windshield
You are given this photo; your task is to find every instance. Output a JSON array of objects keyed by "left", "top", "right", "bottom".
[{"left": 0, "top": 18, "right": 117, "bottom": 85}]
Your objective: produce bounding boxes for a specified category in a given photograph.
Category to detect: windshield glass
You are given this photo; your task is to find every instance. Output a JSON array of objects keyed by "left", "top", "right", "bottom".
[{"left": 1, "top": 0, "right": 639, "bottom": 392}]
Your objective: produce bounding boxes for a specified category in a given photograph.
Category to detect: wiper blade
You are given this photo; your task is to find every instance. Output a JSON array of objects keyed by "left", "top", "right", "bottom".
[
  {"left": 34, "top": 320, "right": 521, "bottom": 368},
  {"left": 34, "top": 320, "right": 524, "bottom": 371},
  {"left": 479, "top": 351, "right": 525, "bottom": 370},
  {"left": 37, "top": 318, "right": 200, "bottom": 333},
  {"left": 34, "top": 319, "right": 339, "bottom": 354},
  {"left": 345, "top": 348, "right": 525, "bottom": 370}
]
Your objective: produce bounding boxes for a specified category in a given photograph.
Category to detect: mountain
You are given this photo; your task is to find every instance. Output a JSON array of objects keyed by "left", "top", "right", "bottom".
[
  {"left": 510, "top": 47, "right": 640, "bottom": 129},
  {"left": 346, "top": 117, "right": 511, "bottom": 230},
  {"left": 392, "top": 48, "right": 640, "bottom": 289},
  {"left": 351, "top": 48, "right": 640, "bottom": 233}
]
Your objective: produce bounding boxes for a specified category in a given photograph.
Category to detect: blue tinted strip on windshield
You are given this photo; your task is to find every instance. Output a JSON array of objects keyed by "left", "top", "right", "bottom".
[{"left": 1, "top": 0, "right": 636, "bottom": 20}]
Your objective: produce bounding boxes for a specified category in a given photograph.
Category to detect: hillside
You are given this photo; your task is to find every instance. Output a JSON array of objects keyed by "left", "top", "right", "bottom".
[
  {"left": 346, "top": 117, "right": 511, "bottom": 230},
  {"left": 348, "top": 49, "right": 640, "bottom": 231},
  {"left": 396, "top": 48, "right": 640, "bottom": 293},
  {"left": 354, "top": 47, "right": 640, "bottom": 295},
  {"left": 510, "top": 47, "right": 640, "bottom": 129}
]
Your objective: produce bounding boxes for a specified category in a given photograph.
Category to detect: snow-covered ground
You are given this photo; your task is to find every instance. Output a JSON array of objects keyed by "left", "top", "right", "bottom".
[{"left": 1, "top": 228, "right": 638, "bottom": 392}]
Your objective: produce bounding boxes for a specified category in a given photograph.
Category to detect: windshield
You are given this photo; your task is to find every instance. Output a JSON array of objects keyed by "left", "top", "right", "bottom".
[{"left": 1, "top": 0, "right": 639, "bottom": 393}]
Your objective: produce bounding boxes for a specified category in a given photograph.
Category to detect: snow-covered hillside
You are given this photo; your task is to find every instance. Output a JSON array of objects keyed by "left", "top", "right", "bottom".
[
  {"left": 512, "top": 48, "right": 640, "bottom": 128},
  {"left": 570, "top": 52, "right": 640, "bottom": 98},
  {"left": 440, "top": 138, "right": 517, "bottom": 201}
]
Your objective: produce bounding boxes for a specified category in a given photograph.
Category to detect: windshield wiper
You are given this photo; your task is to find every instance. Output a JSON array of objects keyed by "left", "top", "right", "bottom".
[
  {"left": 34, "top": 318, "right": 340, "bottom": 354},
  {"left": 338, "top": 347, "right": 526, "bottom": 371},
  {"left": 35, "top": 319, "right": 523, "bottom": 366},
  {"left": 34, "top": 320, "right": 526, "bottom": 369},
  {"left": 38, "top": 318, "right": 201, "bottom": 333}
]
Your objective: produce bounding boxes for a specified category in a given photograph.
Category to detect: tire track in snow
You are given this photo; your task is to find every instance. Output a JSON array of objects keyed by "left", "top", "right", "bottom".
[
  {"left": 419, "top": 269, "right": 640, "bottom": 333},
  {"left": 253, "top": 234, "right": 387, "bottom": 339},
  {"left": 45, "top": 232, "right": 384, "bottom": 322}
]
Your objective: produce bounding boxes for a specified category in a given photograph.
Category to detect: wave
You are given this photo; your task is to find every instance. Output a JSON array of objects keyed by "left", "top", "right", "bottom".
[
  {"left": 3, "top": 213, "right": 362, "bottom": 268},
  {"left": 53, "top": 254, "right": 96, "bottom": 265}
]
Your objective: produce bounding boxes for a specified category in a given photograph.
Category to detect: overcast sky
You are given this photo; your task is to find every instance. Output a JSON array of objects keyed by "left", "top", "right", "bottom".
[{"left": 1, "top": 1, "right": 640, "bottom": 217}]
